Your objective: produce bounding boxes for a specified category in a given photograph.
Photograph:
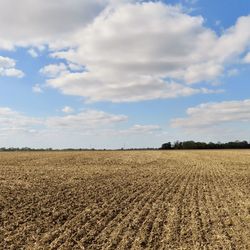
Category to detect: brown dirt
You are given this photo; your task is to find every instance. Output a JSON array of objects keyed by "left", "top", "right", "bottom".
[{"left": 0, "top": 150, "right": 250, "bottom": 249}]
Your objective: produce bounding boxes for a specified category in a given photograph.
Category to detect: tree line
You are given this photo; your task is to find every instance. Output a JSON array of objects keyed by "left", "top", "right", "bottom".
[
  {"left": 0, "top": 147, "right": 157, "bottom": 151},
  {"left": 0, "top": 147, "right": 93, "bottom": 151},
  {"left": 161, "top": 140, "right": 250, "bottom": 150},
  {"left": 1, "top": 141, "right": 250, "bottom": 151}
]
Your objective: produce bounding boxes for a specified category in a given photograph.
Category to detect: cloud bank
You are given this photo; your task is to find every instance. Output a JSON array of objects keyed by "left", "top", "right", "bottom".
[
  {"left": 1, "top": 1, "right": 249, "bottom": 101},
  {"left": 171, "top": 99, "right": 250, "bottom": 129},
  {"left": 47, "top": 2, "right": 250, "bottom": 102}
]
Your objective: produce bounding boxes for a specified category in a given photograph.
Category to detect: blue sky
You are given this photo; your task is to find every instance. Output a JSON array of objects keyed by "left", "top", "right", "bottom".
[{"left": 0, "top": 0, "right": 250, "bottom": 148}]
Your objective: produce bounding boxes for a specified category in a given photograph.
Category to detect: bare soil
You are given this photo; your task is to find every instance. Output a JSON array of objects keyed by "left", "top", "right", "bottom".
[{"left": 0, "top": 150, "right": 250, "bottom": 249}]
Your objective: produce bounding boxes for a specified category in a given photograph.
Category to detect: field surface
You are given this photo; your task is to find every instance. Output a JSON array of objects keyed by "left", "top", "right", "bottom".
[{"left": 0, "top": 150, "right": 250, "bottom": 249}]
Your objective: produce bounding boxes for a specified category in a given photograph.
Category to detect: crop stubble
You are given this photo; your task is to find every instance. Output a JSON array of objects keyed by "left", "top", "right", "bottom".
[{"left": 0, "top": 150, "right": 249, "bottom": 249}]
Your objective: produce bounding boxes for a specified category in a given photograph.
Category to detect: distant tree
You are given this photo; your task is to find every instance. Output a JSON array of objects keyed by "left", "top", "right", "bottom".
[
  {"left": 161, "top": 142, "right": 172, "bottom": 150},
  {"left": 173, "top": 141, "right": 183, "bottom": 149},
  {"left": 182, "top": 141, "right": 197, "bottom": 149}
]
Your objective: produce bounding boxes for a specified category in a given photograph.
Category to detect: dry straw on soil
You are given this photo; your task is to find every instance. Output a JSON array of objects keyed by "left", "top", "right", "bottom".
[{"left": 0, "top": 150, "right": 250, "bottom": 249}]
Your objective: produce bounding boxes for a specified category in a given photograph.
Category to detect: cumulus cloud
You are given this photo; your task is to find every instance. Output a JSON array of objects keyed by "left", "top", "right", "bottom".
[
  {"left": 1, "top": 1, "right": 250, "bottom": 102},
  {"left": 0, "top": 56, "right": 15, "bottom": 68},
  {"left": 68, "top": 63, "right": 84, "bottom": 72},
  {"left": 171, "top": 99, "right": 250, "bottom": 129},
  {"left": 0, "top": 107, "right": 128, "bottom": 135},
  {"left": 46, "top": 2, "right": 250, "bottom": 102},
  {"left": 227, "top": 68, "right": 239, "bottom": 77},
  {"left": 212, "top": 16, "right": 250, "bottom": 63},
  {"left": 47, "top": 73, "right": 218, "bottom": 102},
  {"left": 243, "top": 52, "right": 250, "bottom": 63},
  {"left": 46, "top": 110, "right": 127, "bottom": 130},
  {"left": 32, "top": 84, "right": 43, "bottom": 93},
  {"left": 40, "top": 63, "right": 68, "bottom": 78},
  {"left": 28, "top": 48, "right": 39, "bottom": 58},
  {"left": 0, "top": 107, "right": 140, "bottom": 147},
  {"left": 0, "top": 0, "right": 109, "bottom": 50},
  {"left": 117, "top": 124, "right": 161, "bottom": 135},
  {"left": 62, "top": 106, "right": 74, "bottom": 113},
  {"left": 0, "top": 107, "right": 41, "bottom": 133},
  {"left": 0, "top": 107, "right": 165, "bottom": 143},
  {"left": 0, "top": 56, "right": 24, "bottom": 78},
  {"left": 184, "top": 0, "right": 198, "bottom": 4}
]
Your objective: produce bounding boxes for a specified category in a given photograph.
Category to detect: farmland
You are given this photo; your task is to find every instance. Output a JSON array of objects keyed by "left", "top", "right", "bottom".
[{"left": 0, "top": 150, "right": 250, "bottom": 249}]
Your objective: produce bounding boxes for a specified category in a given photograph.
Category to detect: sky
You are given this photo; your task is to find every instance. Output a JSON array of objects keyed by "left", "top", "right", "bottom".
[{"left": 0, "top": 0, "right": 250, "bottom": 149}]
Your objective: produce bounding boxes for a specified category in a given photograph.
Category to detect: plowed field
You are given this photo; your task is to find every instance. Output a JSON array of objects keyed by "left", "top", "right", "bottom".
[{"left": 1, "top": 150, "right": 250, "bottom": 249}]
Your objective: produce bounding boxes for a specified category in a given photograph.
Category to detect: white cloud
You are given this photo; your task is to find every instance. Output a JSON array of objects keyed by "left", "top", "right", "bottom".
[
  {"left": 184, "top": 0, "right": 198, "bottom": 4},
  {"left": 171, "top": 99, "right": 250, "bottom": 129},
  {"left": 68, "top": 63, "right": 84, "bottom": 71},
  {"left": 1, "top": 1, "right": 250, "bottom": 102},
  {"left": 215, "top": 20, "right": 221, "bottom": 26},
  {"left": 48, "top": 73, "right": 218, "bottom": 102},
  {"left": 28, "top": 48, "right": 39, "bottom": 58},
  {"left": 227, "top": 68, "right": 239, "bottom": 77},
  {"left": 117, "top": 124, "right": 161, "bottom": 135},
  {"left": 0, "top": 56, "right": 15, "bottom": 68},
  {"left": 32, "top": 84, "right": 43, "bottom": 93},
  {"left": 0, "top": 107, "right": 41, "bottom": 132},
  {"left": 62, "top": 106, "right": 74, "bottom": 113},
  {"left": 0, "top": 0, "right": 109, "bottom": 50},
  {"left": 0, "top": 107, "right": 164, "bottom": 147},
  {"left": 0, "top": 107, "right": 140, "bottom": 148},
  {"left": 46, "top": 2, "right": 250, "bottom": 102},
  {"left": 243, "top": 52, "right": 250, "bottom": 63},
  {"left": 183, "top": 62, "right": 223, "bottom": 84},
  {"left": 40, "top": 63, "right": 68, "bottom": 78},
  {"left": 0, "top": 68, "right": 24, "bottom": 78},
  {"left": 212, "top": 16, "right": 250, "bottom": 63},
  {"left": 0, "top": 56, "right": 24, "bottom": 78},
  {"left": 46, "top": 110, "right": 127, "bottom": 130},
  {"left": 0, "top": 107, "right": 128, "bottom": 136}
]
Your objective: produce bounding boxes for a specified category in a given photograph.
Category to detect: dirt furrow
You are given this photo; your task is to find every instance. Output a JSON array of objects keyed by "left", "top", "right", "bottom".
[{"left": 130, "top": 164, "right": 191, "bottom": 249}]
